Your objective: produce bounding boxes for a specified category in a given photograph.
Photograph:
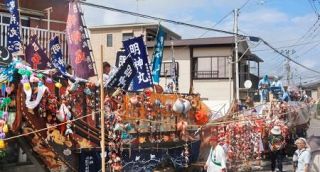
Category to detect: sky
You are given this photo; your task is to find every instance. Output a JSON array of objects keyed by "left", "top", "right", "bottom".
[{"left": 82, "top": 0, "right": 320, "bottom": 85}]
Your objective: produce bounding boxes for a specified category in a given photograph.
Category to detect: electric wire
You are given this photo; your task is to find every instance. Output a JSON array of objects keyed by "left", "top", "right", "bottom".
[{"left": 79, "top": 1, "right": 320, "bottom": 75}]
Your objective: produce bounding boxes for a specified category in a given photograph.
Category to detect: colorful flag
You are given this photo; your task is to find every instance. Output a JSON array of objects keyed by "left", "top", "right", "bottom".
[
  {"left": 123, "top": 36, "right": 153, "bottom": 90},
  {"left": 151, "top": 25, "right": 165, "bottom": 84},
  {"left": 107, "top": 57, "right": 137, "bottom": 90},
  {"left": 25, "top": 35, "right": 51, "bottom": 70},
  {"left": 5, "top": 0, "right": 21, "bottom": 53},
  {"left": 50, "top": 36, "right": 67, "bottom": 75},
  {"left": 66, "top": 1, "right": 95, "bottom": 79}
]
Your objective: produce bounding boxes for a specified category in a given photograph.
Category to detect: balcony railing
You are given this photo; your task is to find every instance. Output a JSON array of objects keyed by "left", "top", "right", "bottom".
[
  {"left": 193, "top": 70, "right": 221, "bottom": 79},
  {"left": 0, "top": 23, "right": 68, "bottom": 62}
]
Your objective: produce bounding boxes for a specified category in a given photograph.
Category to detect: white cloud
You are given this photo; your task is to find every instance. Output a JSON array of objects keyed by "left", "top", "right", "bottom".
[{"left": 82, "top": 0, "right": 320, "bottom": 77}]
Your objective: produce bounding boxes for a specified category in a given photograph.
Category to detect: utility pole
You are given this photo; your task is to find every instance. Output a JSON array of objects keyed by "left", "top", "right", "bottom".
[
  {"left": 233, "top": 9, "right": 240, "bottom": 101},
  {"left": 281, "top": 49, "right": 295, "bottom": 86}
]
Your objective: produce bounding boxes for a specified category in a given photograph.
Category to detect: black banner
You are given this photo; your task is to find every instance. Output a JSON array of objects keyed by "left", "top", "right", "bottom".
[{"left": 107, "top": 57, "right": 137, "bottom": 90}]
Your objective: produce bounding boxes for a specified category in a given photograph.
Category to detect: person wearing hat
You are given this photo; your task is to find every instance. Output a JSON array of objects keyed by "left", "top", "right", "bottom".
[
  {"left": 258, "top": 75, "right": 270, "bottom": 103},
  {"left": 293, "top": 138, "right": 311, "bottom": 172},
  {"left": 204, "top": 136, "right": 227, "bottom": 172},
  {"left": 268, "top": 126, "right": 286, "bottom": 172}
]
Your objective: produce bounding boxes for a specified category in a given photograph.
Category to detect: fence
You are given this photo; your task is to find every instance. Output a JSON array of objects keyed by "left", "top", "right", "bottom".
[{"left": 0, "top": 23, "right": 68, "bottom": 62}]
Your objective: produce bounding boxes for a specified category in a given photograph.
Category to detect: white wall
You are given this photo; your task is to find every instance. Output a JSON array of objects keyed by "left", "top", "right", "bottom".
[{"left": 193, "top": 79, "right": 233, "bottom": 101}]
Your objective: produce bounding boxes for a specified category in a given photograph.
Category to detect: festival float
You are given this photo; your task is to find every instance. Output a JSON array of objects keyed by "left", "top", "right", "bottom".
[
  {"left": 0, "top": 0, "right": 317, "bottom": 172},
  {"left": 0, "top": 1, "right": 210, "bottom": 172}
]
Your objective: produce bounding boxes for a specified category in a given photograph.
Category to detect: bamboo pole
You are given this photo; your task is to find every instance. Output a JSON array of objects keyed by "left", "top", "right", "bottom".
[{"left": 100, "top": 45, "right": 106, "bottom": 172}]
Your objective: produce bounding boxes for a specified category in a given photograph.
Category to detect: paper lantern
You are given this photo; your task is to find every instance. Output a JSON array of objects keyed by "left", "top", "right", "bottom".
[
  {"left": 173, "top": 99, "right": 191, "bottom": 114},
  {"left": 144, "top": 89, "right": 152, "bottom": 97},
  {"left": 130, "top": 96, "right": 138, "bottom": 105},
  {"left": 5, "top": 87, "right": 12, "bottom": 94},
  {"left": 0, "top": 132, "right": 4, "bottom": 139},
  {"left": 2, "top": 125, "right": 8, "bottom": 133},
  {"left": 20, "top": 75, "right": 29, "bottom": 84},
  {"left": 55, "top": 82, "right": 62, "bottom": 88},
  {"left": 30, "top": 75, "right": 39, "bottom": 83},
  {"left": 0, "top": 140, "right": 5, "bottom": 149},
  {"left": 84, "top": 88, "right": 92, "bottom": 95},
  {"left": 2, "top": 112, "right": 8, "bottom": 121},
  {"left": 38, "top": 81, "right": 44, "bottom": 87},
  {"left": 195, "top": 110, "right": 208, "bottom": 125},
  {"left": 45, "top": 77, "right": 53, "bottom": 83},
  {"left": 37, "top": 73, "right": 44, "bottom": 78},
  {"left": 69, "top": 83, "right": 78, "bottom": 91},
  {"left": 23, "top": 83, "right": 31, "bottom": 91}
]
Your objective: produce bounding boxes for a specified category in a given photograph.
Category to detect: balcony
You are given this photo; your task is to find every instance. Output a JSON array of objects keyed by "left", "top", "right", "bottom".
[{"left": 0, "top": 23, "right": 67, "bottom": 61}]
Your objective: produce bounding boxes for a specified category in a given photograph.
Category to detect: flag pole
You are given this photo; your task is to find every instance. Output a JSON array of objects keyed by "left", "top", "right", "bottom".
[{"left": 100, "top": 45, "right": 106, "bottom": 172}]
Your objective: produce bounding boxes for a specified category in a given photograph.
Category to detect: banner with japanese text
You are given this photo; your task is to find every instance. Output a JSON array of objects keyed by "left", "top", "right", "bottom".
[
  {"left": 115, "top": 50, "right": 127, "bottom": 68},
  {"left": 107, "top": 57, "right": 137, "bottom": 90},
  {"left": 66, "top": 1, "right": 95, "bottom": 79},
  {"left": 5, "top": 0, "right": 21, "bottom": 53},
  {"left": 151, "top": 25, "right": 165, "bottom": 84},
  {"left": 123, "top": 36, "right": 152, "bottom": 90},
  {"left": 50, "top": 36, "right": 67, "bottom": 75},
  {"left": 25, "top": 35, "right": 51, "bottom": 70}
]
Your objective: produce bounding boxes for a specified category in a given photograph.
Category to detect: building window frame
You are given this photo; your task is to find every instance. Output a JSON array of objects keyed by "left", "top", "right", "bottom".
[
  {"left": 160, "top": 61, "right": 179, "bottom": 77},
  {"left": 122, "top": 32, "right": 134, "bottom": 41},
  {"left": 106, "top": 34, "right": 113, "bottom": 47},
  {"left": 192, "top": 56, "right": 229, "bottom": 79}
]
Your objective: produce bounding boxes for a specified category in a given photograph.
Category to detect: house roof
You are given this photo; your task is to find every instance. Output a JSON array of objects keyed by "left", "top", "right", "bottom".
[
  {"left": 146, "top": 36, "right": 235, "bottom": 47},
  {"left": 89, "top": 22, "right": 181, "bottom": 39},
  {"left": 302, "top": 80, "right": 320, "bottom": 90},
  {"left": 241, "top": 53, "right": 264, "bottom": 63}
]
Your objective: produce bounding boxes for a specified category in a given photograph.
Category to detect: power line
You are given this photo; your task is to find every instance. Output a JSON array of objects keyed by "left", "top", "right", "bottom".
[
  {"left": 80, "top": 1, "right": 320, "bottom": 75},
  {"left": 259, "top": 38, "right": 320, "bottom": 75},
  {"left": 198, "top": 0, "right": 251, "bottom": 38},
  {"left": 80, "top": 1, "right": 241, "bottom": 36},
  {"left": 252, "top": 38, "right": 320, "bottom": 52},
  {"left": 239, "top": 0, "right": 251, "bottom": 11},
  {"left": 198, "top": 11, "right": 233, "bottom": 38}
]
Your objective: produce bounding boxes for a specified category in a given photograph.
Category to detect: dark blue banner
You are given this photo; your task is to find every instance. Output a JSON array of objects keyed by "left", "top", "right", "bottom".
[
  {"left": 151, "top": 25, "right": 165, "bottom": 84},
  {"left": 79, "top": 150, "right": 101, "bottom": 172},
  {"left": 123, "top": 36, "right": 152, "bottom": 90},
  {"left": 78, "top": 141, "right": 201, "bottom": 172},
  {"left": 50, "top": 36, "right": 67, "bottom": 75},
  {"left": 25, "top": 35, "right": 51, "bottom": 70},
  {"left": 5, "top": 0, "right": 21, "bottom": 53},
  {"left": 107, "top": 57, "right": 137, "bottom": 90},
  {"left": 115, "top": 50, "right": 127, "bottom": 68}
]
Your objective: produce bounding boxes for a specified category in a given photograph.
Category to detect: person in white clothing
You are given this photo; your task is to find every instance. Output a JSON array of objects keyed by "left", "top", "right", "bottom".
[
  {"left": 293, "top": 138, "right": 311, "bottom": 172},
  {"left": 204, "top": 136, "right": 227, "bottom": 172}
]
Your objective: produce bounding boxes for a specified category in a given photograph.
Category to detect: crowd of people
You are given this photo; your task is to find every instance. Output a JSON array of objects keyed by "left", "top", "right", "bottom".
[
  {"left": 204, "top": 133, "right": 311, "bottom": 172},
  {"left": 203, "top": 75, "right": 313, "bottom": 172}
]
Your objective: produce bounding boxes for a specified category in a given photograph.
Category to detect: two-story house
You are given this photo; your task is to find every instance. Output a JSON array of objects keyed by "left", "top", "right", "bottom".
[
  {"left": 89, "top": 23, "right": 263, "bottom": 105},
  {"left": 89, "top": 23, "right": 181, "bottom": 77}
]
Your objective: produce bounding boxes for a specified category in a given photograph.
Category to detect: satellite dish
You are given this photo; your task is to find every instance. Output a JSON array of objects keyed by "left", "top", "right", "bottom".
[{"left": 244, "top": 80, "right": 252, "bottom": 89}]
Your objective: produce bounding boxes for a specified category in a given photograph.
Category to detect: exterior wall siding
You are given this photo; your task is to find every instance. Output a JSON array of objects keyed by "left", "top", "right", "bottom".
[{"left": 193, "top": 80, "right": 233, "bottom": 101}]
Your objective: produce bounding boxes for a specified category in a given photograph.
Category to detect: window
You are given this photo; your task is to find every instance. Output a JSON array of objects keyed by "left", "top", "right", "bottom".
[
  {"left": 106, "top": 34, "right": 112, "bottom": 47},
  {"left": 122, "top": 32, "right": 134, "bottom": 41},
  {"left": 193, "top": 56, "right": 229, "bottom": 79},
  {"left": 160, "top": 62, "right": 179, "bottom": 77}
]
